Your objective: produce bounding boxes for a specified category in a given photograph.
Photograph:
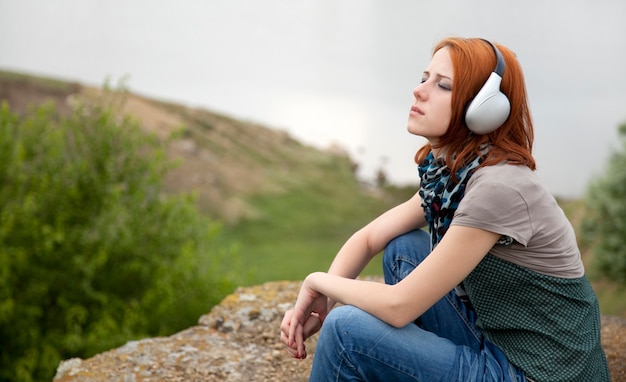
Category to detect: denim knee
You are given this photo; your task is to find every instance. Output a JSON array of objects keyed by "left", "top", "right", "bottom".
[
  {"left": 383, "top": 230, "right": 430, "bottom": 262},
  {"left": 383, "top": 229, "right": 431, "bottom": 283},
  {"left": 318, "top": 305, "right": 365, "bottom": 349},
  {"left": 322, "top": 304, "right": 355, "bottom": 336}
]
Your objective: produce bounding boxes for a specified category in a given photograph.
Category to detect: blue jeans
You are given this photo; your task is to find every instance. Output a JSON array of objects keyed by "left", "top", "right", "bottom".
[{"left": 310, "top": 230, "right": 526, "bottom": 381}]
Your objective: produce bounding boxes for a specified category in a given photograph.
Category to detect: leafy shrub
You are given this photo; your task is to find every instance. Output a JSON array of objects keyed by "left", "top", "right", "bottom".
[
  {"left": 0, "top": 90, "right": 239, "bottom": 382},
  {"left": 581, "top": 122, "right": 626, "bottom": 285}
]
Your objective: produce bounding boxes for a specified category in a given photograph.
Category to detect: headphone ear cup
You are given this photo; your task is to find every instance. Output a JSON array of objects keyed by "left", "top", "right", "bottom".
[{"left": 464, "top": 72, "right": 511, "bottom": 135}]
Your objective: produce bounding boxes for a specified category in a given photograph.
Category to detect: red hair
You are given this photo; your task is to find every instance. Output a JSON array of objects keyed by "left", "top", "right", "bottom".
[{"left": 415, "top": 37, "right": 535, "bottom": 176}]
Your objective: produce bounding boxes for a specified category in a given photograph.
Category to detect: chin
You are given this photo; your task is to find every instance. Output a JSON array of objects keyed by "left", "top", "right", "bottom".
[{"left": 406, "top": 125, "right": 422, "bottom": 137}]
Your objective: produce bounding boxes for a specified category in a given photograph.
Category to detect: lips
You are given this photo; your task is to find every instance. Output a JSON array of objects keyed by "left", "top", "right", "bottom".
[{"left": 410, "top": 105, "right": 424, "bottom": 115}]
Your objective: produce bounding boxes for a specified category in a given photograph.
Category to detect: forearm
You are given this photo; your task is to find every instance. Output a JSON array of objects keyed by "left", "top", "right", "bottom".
[
  {"left": 327, "top": 229, "right": 375, "bottom": 278},
  {"left": 305, "top": 272, "right": 408, "bottom": 327}
]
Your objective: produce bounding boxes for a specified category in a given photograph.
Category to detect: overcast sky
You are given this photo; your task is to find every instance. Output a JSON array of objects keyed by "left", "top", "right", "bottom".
[{"left": 1, "top": 0, "right": 625, "bottom": 198}]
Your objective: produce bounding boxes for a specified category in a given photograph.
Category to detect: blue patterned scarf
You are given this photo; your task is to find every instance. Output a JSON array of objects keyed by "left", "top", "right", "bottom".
[{"left": 418, "top": 151, "right": 484, "bottom": 249}]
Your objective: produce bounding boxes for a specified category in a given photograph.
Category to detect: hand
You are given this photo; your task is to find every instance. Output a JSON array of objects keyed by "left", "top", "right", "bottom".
[
  {"left": 279, "top": 274, "right": 328, "bottom": 359},
  {"left": 279, "top": 310, "right": 322, "bottom": 359}
]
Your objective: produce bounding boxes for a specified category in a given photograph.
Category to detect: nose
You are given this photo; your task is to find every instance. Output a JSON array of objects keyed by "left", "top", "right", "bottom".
[{"left": 413, "top": 82, "right": 427, "bottom": 101}]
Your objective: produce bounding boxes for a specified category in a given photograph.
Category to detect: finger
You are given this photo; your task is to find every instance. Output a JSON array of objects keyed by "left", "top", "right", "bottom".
[
  {"left": 280, "top": 329, "right": 298, "bottom": 349},
  {"left": 280, "top": 332, "right": 300, "bottom": 358},
  {"left": 280, "top": 323, "right": 299, "bottom": 353},
  {"left": 282, "top": 332, "right": 305, "bottom": 359},
  {"left": 279, "top": 309, "right": 293, "bottom": 334},
  {"left": 288, "top": 314, "right": 298, "bottom": 346},
  {"left": 279, "top": 329, "right": 290, "bottom": 347},
  {"left": 295, "top": 321, "right": 305, "bottom": 358},
  {"left": 288, "top": 313, "right": 306, "bottom": 357}
]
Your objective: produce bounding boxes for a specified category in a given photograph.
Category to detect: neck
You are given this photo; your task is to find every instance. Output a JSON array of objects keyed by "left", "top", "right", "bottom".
[{"left": 430, "top": 146, "right": 447, "bottom": 160}]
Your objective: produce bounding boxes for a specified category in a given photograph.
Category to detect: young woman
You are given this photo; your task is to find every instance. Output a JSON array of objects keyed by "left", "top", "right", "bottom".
[{"left": 279, "top": 37, "right": 609, "bottom": 381}]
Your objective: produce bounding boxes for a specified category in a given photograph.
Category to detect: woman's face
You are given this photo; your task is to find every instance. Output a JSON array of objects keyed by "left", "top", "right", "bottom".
[{"left": 407, "top": 46, "right": 453, "bottom": 145}]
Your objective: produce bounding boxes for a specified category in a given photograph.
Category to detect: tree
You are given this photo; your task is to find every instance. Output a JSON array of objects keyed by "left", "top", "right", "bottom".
[
  {"left": 581, "top": 122, "right": 626, "bottom": 285},
  {"left": 0, "top": 90, "right": 239, "bottom": 382}
]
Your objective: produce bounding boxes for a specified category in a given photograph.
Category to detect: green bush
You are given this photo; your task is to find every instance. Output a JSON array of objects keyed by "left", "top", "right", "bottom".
[
  {"left": 581, "top": 122, "right": 626, "bottom": 285},
  {"left": 0, "top": 91, "right": 239, "bottom": 382}
]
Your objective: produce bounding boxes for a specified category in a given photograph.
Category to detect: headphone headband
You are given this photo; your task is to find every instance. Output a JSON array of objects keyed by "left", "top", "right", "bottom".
[{"left": 482, "top": 39, "right": 505, "bottom": 77}]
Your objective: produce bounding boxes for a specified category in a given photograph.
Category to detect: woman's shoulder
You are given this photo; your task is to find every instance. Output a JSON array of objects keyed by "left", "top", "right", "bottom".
[
  {"left": 473, "top": 162, "right": 535, "bottom": 179},
  {"left": 465, "top": 163, "right": 556, "bottom": 212},
  {"left": 469, "top": 163, "right": 543, "bottom": 193}
]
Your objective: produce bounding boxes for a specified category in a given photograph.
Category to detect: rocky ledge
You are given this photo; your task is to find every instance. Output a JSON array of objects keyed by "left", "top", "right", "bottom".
[{"left": 54, "top": 280, "right": 625, "bottom": 382}]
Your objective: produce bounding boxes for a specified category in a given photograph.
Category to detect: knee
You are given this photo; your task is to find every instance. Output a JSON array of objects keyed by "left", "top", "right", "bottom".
[
  {"left": 323, "top": 305, "right": 357, "bottom": 332},
  {"left": 389, "top": 229, "right": 430, "bottom": 248},
  {"left": 383, "top": 229, "right": 430, "bottom": 266},
  {"left": 320, "top": 305, "right": 371, "bottom": 340}
]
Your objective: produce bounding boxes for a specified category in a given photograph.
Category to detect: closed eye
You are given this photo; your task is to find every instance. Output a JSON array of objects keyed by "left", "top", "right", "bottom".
[{"left": 420, "top": 72, "right": 452, "bottom": 90}]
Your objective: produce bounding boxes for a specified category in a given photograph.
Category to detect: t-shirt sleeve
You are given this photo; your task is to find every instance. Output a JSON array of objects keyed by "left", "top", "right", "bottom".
[{"left": 452, "top": 177, "right": 533, "bottom": 246}]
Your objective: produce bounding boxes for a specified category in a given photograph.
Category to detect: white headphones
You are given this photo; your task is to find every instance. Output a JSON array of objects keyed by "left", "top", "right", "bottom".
[{"left": 464, "top": 40, "right": 511, "bottom": 135}]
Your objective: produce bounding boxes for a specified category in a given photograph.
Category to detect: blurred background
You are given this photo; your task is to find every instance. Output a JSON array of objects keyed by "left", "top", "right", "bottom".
[{"left": 2, "top": 0, "right": 625, "bottom": 198}]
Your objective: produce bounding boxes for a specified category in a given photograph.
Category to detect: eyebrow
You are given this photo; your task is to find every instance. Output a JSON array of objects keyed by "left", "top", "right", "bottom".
[{"left": 423, "top": 71, "right": 453, "bottom": 81}]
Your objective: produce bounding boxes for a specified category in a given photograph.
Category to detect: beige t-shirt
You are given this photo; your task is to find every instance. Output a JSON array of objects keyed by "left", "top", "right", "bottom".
[{"left": 451, "top": 163, "right": 584, "bottom": 278}]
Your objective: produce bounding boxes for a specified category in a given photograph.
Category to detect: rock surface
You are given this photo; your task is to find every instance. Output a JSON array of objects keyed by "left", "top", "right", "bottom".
[{"left": 54, "top": 280, "right": 626, "bottom": 382}]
